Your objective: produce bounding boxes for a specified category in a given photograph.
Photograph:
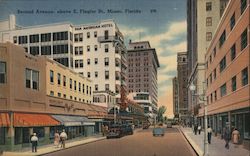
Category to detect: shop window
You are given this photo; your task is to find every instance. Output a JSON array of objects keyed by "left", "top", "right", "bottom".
[
  {"left": 33, "top": 127, "right": 45, "bottom": 138},
  {"left": 15, "top": 128, "right": 22, "bottom": 145},
  {"left": 0, "top": 127, "right": 6, "bottom": 145},
  {"left": 22, "top": 127, "right": 30, "bottom": 143}
]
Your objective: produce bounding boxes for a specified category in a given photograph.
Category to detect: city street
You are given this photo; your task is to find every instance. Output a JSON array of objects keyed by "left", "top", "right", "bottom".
[{"left": 44, "top": 127, "right": 197, "bottom": 156}]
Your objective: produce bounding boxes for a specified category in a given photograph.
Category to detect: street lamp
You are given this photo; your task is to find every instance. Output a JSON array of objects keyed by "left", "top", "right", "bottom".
[{"left": 189, "top": 82, "right": 208, "bottom": 156}]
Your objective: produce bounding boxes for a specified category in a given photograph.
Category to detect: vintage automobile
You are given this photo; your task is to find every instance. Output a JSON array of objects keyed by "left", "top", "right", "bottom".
[
  {"left": 122, "top": 124, "right": 133, "bottom": 135},
  {"left": 152, "top": 127, "right": 165, "bottom": 136},
  {"left": 166, "top": 121, "right": 172, "bottom": 128},
  {"left": 106, "top": 124, "right": 123, "bottom": 139}
]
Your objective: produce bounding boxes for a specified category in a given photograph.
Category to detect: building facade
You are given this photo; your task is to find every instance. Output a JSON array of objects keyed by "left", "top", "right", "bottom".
[
  {"left": 177, "top": 52, "right": 188, "bottom": 122},
  {"left": 172, "top": 77, "right": 179, "bottom": 118},
  {"left": 0, "top": 43, "right": 107, "bottom": 151},
  {"left": 127, "top": 41, "right": 160, "bottom": 107},
  {"left": 0, "top": 15, "right": 127, "bottom": 106},
  {"left": 187, "top": 0, "right": 229, "bottom": 122},
  {"left": 203, "top": 0, "right": 249, "bottom": 143}
]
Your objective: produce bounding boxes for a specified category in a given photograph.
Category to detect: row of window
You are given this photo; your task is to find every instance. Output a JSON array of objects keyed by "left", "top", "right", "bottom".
[
  {"left": 74, "top": 44, "right": 109, "bottom": 54},
  {"left": 207, "top": 28, "right": 248, "bottom": 86},
  {"left": 128, "top": 52, "right": 149, "bottom": 57},
  {"left": 49, "top": 70, "right": 92, "bottom": 95},
  {"left": 74, "top": 31, "right": 98, "bottom": 42},
  {"left": 75, "top": 57, "right": 111, "bottom": 68},
  {"left": 207, "top": 67, "right": 248, "bottom": 104},
  {"left": 94, "top": 84, "right": 110, "bottom": 91},
  {"left": 49, "top": 91, "right": 91, "bottom": 103},
  {"left": 14, "top": 31, "right": 71, "bottom": 44},
  {"left": 128, "top": 89, "right": 149, "bottom": 93}
]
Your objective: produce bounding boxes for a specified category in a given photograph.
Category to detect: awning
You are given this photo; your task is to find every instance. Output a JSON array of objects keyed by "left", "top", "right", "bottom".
[
  {"left": 0, "top": 113, "right": 10, "bottom": 127},
  {"left": 14, "top": 113, "right": 60, "bottom": 127},
  {"left": 52, "top": 115, "right": 95, "bottom": 126}
]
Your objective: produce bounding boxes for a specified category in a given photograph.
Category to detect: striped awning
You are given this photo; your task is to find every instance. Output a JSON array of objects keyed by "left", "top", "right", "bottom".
[
  {"left": 14, "top": 113, "right": 60, "bottom": 127},
  {"left": 0, "top": 113, "right": 10, "bottom": 127},
  {"left": 52, "top": 115, "right": 95, "bottom": 126}
]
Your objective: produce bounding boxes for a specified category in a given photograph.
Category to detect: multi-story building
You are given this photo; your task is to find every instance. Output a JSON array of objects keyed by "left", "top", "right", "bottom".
[
  {"left": 0, "top": 14, "right": 127, "bottom": 106},
  {"left": 203, "top": 0, "right": 249, "bottom": 143},
  {"left": 187, "top": 0, "right": 229, "bottom": 122},
  {"left": 127, "top": 41, "right": 160, "bottom": 108},
  {"left": 0, "top": 43, "right": 107, "bottom": 151},
  {"left": 172, "top": 77, "right": 179, "bottom": 118},
  {"left": 128, "top": 92, "right": 157, "bottom": 124},
  {"left": 177, "top": 52, "right": 188, "bottom": 122}
]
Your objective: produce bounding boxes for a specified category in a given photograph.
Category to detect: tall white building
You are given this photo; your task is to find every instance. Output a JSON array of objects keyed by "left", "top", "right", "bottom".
[{"left": 0, "top": 14, "right": 127, "bottom": 104}]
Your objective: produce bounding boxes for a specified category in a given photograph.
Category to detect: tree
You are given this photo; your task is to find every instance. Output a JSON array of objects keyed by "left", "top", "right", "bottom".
[{"left": 157, "top": 106, "right": 166, "bottom": 123}]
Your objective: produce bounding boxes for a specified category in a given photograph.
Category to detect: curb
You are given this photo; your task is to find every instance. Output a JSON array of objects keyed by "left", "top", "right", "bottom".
[{"left": 178, "top": 127, "right": 202, "bottom": 156}]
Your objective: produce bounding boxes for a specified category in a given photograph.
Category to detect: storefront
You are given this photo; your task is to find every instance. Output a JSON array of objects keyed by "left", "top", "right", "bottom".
[{"left": 0, "top": 113, "right": 10, "bottom": 151}]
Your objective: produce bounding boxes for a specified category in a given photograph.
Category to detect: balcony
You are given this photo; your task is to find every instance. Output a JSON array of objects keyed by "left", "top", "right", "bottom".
[{"left": 98, "top": 36, "right": 115, "bottom": 43}]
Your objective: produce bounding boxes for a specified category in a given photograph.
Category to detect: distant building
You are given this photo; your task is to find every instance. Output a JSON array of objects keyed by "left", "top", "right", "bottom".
[
  {"left": 204, "top": 0, "right": 249, "bottom": 142},
  {"left": 187, "top": 0, "right": 229, "bottom": 121},
  {"left": 172, "top": 77, "right": 179, "bottom": 118},
  {"left": 0, "top": 14, "right": 127, "bottom": 106},
  {"left": 177, "top": 52, "right": 188, "bottom": 122},
  {"left": 0, "top": 43, "right": 107, "bottom": 151},
  {"left": 127, "top": 41, "right": 160, "bottom": 108}
]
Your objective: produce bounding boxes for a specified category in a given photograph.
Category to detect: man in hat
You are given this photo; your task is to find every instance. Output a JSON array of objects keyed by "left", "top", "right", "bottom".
[
  {"left": 30, "top": 133, "right": 38, "bottom": 152},
  {"left": 60, "top": 129, "right": 67, "bottom": 148}
]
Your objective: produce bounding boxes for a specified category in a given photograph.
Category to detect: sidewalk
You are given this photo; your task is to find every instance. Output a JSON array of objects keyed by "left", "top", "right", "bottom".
[
  {"left": 179, "top": 127, "right": 250, "bottom": 156},
  {"left": 2, "top": 135, "right": 106, "bottom": 156}
]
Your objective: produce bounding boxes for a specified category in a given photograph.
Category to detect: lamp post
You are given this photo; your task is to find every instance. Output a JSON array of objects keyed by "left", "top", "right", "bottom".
[{"left": 189, "top": 82, "right": 208, "bottom": 156}]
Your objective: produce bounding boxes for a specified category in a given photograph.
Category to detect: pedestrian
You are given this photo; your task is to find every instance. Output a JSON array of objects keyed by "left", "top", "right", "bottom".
[
  {"left": 224, "top": 126, "right": 231, "bottom": 149},
  {"left": 207, "top": 126, "right": 212, "bottom": 144},
  {"left": 60, "top": 129, "right": 67, "bottom": 149},
  {"left": 194, "top": 124, "right": 198, "bottom": 135},
  {"left": 198, "top": 125, "right": 201, "bottom": 135},
  {"left": 54, "top": 130, "right": 60, "bottom": 148},
  {"left": 232, "top": 128, "right": 240, "bottom": 144},
  {"left": 30, "top": 133, "right": 38, "bottom": 153},
  {"left": 105, "top": 125, "right": 109, "bottom": 135},
  {"left": 101, "top": 125, "right": 105, "bottom": 136}
]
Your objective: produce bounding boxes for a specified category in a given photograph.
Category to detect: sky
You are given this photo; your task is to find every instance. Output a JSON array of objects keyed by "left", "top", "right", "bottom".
[{"left": 0, "top": 0, "right": 187, "bottom": 118}]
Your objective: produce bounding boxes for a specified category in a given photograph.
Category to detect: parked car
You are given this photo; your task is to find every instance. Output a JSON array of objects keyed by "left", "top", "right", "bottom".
[
  {"left": 106, "top": 124, "right": 123, "bottom": 139},
  {"left": 166, "top": 121, "right": 172, "bottom": 128},
  {"left": 122, "top": 124, "right": 133, "bottom": 135},
  {"left": 152, "top": 127, "right": 165, "bottom": 136}
]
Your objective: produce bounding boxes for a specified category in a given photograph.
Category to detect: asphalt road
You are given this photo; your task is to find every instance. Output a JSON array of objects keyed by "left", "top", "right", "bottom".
[{"left": 44, "top": 127, "right": 197, "bottom": 156}]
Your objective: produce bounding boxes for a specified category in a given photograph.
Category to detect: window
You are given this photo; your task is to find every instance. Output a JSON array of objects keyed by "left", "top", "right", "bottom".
[
  {"left": 105, "top": 84, "right": 109, "bottom": 91},
  {"left": 95, "top": 71, "right": 98, "bottom": 78},
  {"left": 95, "top": 58, "right": 98, "bottom": 64},
  {"left": 53, "top": 31, "right": 68, "bottom": 41},
  {"left": 70, "top": 78, "right": 72, "bottom": 89},
  {"left": 29, "top": 34, "right": 39, "bottom": 43},
  {"left": 79, "top": 82, "right": 81, "bottom": 92},
  {"left": 214, "top": 91, "right": 217, "bottom": 101},
  {"left": 13, "top": 36, "right": 17, "bottom": 43},
  {"left": 87, "top": 72, "right": 90, "bottom": 78},
  {"left": 79, "top": 33, "right": 83, "bottom": 41},
  {"left": 83, "top": 84, "right": 85, "bottom": 93},
  {"left": 105, "top": 71, "right": 109, "bottom": 79},
  {"left": 213, "top": 47, "right": 216, "bottom": 57},
  {"left": 104, "top": 57, "right": 109, "bottom": 66},
  {"left": 74, "top": 80, "right": 77, "bottom": 91},
  {"left": 74, "top": 34, "right": 79, "bottom": 42},
  {"left": 242, "top": 67, "right": 248, "bottom": 86},
  {"left": 206, "top": 2, "right": 212, "bottom": 11},
  {"left": 79, "top": 47, "right": 83, "bottom": 55},
  {"left": 95, "top": 84, "right": 98, "bottom": 91},
  {"left": 41, "top": 33, "right": 51, "bottom": 42},
  {"left": 94, "top": 45, "right": 98, "bottom": 51},
  {"left": 87, "top": 46, "right": 90, "bottom": 52},
  {"left": 18, "top": 36, "right": 27, "bottom": 44},
  {"left": 30, "top": 46, "right": 39, "bottom": 55},
  {"left": 79, "top": 60, "right": 83, "bottom": 68},
  {"left": 213, "top": 68, "right": 216, "bottom": 79},
  {"left": 25, "top": 68, "right": 39, "bottom": 90},
  {"left": 86, "top": 85, "right": 89, "bottom": 94},
  {"left": 220, "top": 83, "right": 227, "bottom": 97},
  {"left": 49, "top": 91, "right": 54, "bottom": 97},
  {"left": 241, "top": 0, "right": 247, "bottom": 14},
  {"left": 63, "top": 75, "right": 66, "bottom": 86},
  {"left": 104, "top": 30, "right": 109, "bottom": 39},
  {"left": 206, "top": 17, "right": 212, "bottom": 26},
  {"left": 87, "top": 59, "right": 90, "bottom": 65},
  {"left": 241, "top": 28, "right": 248, "bottom": 50},
  {"left": 41, "top": 46, "right": 51, "bottom": 55},
  {"left": 209, "top": 55, "right": 212, "bottom": 63},
  {"left": 105, "top": 44, "right": 109, "bottom": 52},
  {"left": 210, "top": 74, "right": 212, "bottom": 83},
  {"left": 87, "top": 32, "right": 90, "bottom": 38},
  {"left": 57, "top": 73, "right": 61, "bottom": 85},
  {"left": 75, "top": 47, "right": 79, "bottom": 55},
  {"left": 206, "top": 32, "right": 212, "bottom": 41},
  {"left": 232, "top": 76, "right": 237, "bottom": 92},
  {"left": 50, "top": 70, "right": 54, "bottom": 83},
  {"left": 53, "top": 44, "right": 68, "bottom": 54},
  {"left": 94, "top": 31, "right": 97, "bottom": 38},
  {"left": 0, "top": 61, "right": 6, "bottom": 83},
  {"left": 220, "top": 56, "right": 226, "bottom": 72},
  {"left": 231, "top": 44, "right": 236, "bottom": 61},
  {"left": 63, "top": 94, "right": 66, "bottom": 98},
  {"left": 219, "top": 30, "right": 226, "bottom": 48},
  {"left": 33, "top": 127, "right": 45, "bottom": 138},
  {"left": 230, "top": 13, "right": 235, "bottom": 30},
  {"left": 58, "top": 92, "right": 61, "bottom": 97}
]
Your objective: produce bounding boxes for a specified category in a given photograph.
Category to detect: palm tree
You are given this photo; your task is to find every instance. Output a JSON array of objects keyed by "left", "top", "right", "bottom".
[{"left": 157, "top": 106, "right": 166, "bottom": 123}]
